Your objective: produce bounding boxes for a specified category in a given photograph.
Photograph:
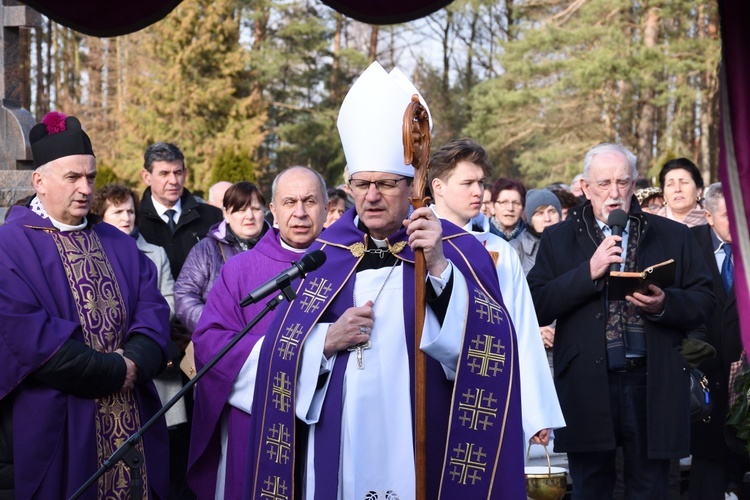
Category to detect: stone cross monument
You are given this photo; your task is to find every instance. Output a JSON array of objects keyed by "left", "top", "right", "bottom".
[{"left": 0, "top": 0, "right": 40, "bottom": 222}]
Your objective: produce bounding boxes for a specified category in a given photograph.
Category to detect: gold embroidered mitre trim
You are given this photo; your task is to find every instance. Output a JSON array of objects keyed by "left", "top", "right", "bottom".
[{"left": 348, "top": 239, "right": 407, "bottom": 258}]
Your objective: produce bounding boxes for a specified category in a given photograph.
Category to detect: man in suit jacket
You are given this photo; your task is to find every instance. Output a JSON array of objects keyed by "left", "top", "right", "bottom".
[
  {"left": 137, "top": 142, "right": 222, "bottom": 499},
  {"left": 528, "top": 143, "right": 715, "bottom": 499},
  {"left": 139, "top": 142, "right": 223, "bottom": 279},
  {"left": 688, "top": 182, "right": 748, "bottom": 499}
]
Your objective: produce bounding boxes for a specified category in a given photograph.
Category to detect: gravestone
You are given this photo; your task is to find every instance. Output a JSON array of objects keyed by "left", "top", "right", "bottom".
[{"left": 0, "top": 0, "right": 40, "bottom": 222}]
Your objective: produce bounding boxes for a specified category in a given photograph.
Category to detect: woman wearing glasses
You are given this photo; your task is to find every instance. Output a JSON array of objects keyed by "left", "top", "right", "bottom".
[{"left": 489, "top": 177, "right": 528, "bottom": 241}]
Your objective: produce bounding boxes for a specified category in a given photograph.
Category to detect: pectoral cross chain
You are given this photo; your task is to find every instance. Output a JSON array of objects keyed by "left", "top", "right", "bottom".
[{"left": 348, "top": 341, "right": 371, "bottom": 370}]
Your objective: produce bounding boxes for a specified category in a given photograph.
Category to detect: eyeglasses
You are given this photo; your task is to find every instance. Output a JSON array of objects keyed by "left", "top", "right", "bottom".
[
  {"left": 349, "top": 176, "right": 409, "bottom": 194},
  {"left": 494, "top": 200, "right": 522, "bottom": 208}
]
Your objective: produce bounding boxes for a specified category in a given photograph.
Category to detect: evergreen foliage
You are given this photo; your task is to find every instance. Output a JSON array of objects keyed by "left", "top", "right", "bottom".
[
  {"left": 465, "top": 0, "right": 720, "bottom": 188},
  {"left": 22, "top": 0, "right": 719, "bottom": 196},
  {"left": 119, "top": 0, "right": 266, "bottom": 191},
  {"left": 94, "top": 164, "right": 122, "bottom": 189},
  {"left": 210, "top": 148, "right": 257, "bottom": 184}
]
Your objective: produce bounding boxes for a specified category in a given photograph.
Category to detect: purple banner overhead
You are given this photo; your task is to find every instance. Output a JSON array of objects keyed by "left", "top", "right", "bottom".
[
  {"left": 18, "top": 0, "right": 183, "bottom": 37},
  {"left": 718, "top": 0, "right": 750, "bottom": 350},
  {"left": 18, "top": 0, "right": 454, "bottom": 37},
  {"left": 319, "top": 0, "right": 453, "bottom": 24}
]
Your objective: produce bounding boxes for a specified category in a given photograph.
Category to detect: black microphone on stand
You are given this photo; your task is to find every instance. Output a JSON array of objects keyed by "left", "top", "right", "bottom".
[
  {"left": 240, "top": 250, "right": 327, "bottom": 306},
  {"left": 70, "top": 253, "right": 328, "bottom": 499},
  {"left": 607, "top": 208, "right": 628, "bottom": 273}
]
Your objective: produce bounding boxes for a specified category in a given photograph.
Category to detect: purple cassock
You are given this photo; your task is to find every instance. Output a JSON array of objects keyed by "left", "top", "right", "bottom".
[
  {"left": 188, "top": 227, "right": 304, "bottom": 499},
  {"left": 0, "top": 206, "right": 170, "bottom": 499},
  {"left": 244, "top": 210, "right": 527, "bottom": 499}
]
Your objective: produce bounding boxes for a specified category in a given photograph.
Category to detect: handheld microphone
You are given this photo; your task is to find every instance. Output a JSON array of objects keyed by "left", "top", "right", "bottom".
[
  {"left": 239, "top": 250, "right": 327, "bottom": 307},
  {"left": 607, "top": 208, "right": 628, "bottom": 273}
]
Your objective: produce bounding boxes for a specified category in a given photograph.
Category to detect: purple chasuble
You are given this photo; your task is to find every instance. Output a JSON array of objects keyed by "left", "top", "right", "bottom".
[
  {"left": 244, "top": 210, "right": 526, "bottom": 499},
  {"left": 188, "top": 227, "right": 306, "bottom": 499},
  {"left": 0, "top": 206, "right": 170, "bottom": 499}
]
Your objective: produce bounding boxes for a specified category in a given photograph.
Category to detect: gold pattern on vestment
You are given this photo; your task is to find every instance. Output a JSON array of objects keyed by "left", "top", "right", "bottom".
[
  {"left": 348, "top": 240, "right": 407, "bottom": 258},
  {"left": 487, "top": 250, "right": 499, "bottom": 266},
  {"left": 466, "top": 334, "right": 506, "bottom": 377},
  {"left": 299, "top": 277, "right": 332, "bottom": 314},
  {"left": 448, "top": 442, "right": 488, "bottom": 485},
  {"left": 277, "top": 323, "right": 304, "bottom": 360},
  {"left": 52, "top": 230, "right": 148, "bottom": 499},
  {"left": 458, "top": 388, "right": 498, "bottom": 431},
  {"left": 261, "top": 476, "right": 289, "bottom": 500},
  {"left": 264, "top": 423, "right": 292, "bottom": 464},
  {"left": 271, "top": 370, "right": 293, "bottom": 413},
  {"left": 473, "top": 288, "right": 505, "bottom": 325}
]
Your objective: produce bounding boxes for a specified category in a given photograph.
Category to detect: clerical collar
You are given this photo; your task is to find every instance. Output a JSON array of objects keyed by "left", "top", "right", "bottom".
[
  {"left": 30, "top": 195, "right": 87, "bottom": 231},
  {"left": 353, "top": 215, "right": 404, "bottom": 245},
  {"left": 279, "top": 237, "right": 306, "bottom": 253},
  {"left": 352, "top": 215, "right": 401, "bottom": 269}
]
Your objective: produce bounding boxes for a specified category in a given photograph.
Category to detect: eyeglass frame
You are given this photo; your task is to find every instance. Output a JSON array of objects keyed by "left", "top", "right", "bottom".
[{"left": 348, "top": 176, "right": 411, "bottom": 194}]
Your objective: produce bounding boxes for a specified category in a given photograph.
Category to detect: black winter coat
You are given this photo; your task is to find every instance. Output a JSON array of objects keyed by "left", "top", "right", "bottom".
[
  {"left": 138, "top": 188, "right": 223, "bottom": 279},
  {"left": 689, "top": 223, "right": 741, "bottom": 459},
  {"left": 527, "top": 200, "right": 716, "bottom": 459}
]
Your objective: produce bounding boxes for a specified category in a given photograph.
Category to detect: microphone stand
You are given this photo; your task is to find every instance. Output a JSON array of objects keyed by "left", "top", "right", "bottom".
[{"left": 70, "top": 280, "right": 298, "bottom": 500}]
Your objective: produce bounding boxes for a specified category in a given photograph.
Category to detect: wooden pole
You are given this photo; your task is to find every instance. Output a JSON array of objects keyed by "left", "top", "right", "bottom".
[{"left": 403, "top": 95, "right": 431, "bottom": 500}]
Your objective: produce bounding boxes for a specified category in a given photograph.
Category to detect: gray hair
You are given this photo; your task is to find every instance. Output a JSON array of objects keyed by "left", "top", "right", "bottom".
[
  {"left": 582, "top": 143, "right": 638, "bottom": 181},
  {"left": 35, "top": 162, "right": 51, "bottom": 175},
  {"left": 703, "top": 182, "right": 724, "bottom": 214},
  {"left": 271, "top": 166, "right": 328, "bottom": 204}
]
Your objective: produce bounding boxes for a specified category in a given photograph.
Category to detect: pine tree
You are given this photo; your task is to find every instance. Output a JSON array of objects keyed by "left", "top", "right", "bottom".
[
  {"left": 210, "top": 148, "right": 257, "bottom": 184},
  {"left": 465, "top": 0, "right": 720, "bottom": 187},
  {"left": 117, "top": 0, "right": 266, "bottom": 192}
]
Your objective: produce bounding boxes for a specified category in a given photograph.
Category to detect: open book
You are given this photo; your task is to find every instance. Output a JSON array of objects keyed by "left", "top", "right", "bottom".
[{"left": 608, "top": 259, "right": 675, "bottom": 300}]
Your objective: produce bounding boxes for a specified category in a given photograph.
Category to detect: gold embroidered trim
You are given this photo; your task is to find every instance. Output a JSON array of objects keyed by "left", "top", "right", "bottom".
[{"left": 348, "top": 239, "right": 407, "bottom": 258}]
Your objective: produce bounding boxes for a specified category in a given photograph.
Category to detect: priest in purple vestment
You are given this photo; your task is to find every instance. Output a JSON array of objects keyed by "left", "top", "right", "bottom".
[
  {"left": 187, "top": 166, "right": 329, "bottom": 499},
  {"left": 0, "top": 112, "right": 170, "bottom": 499},
  {"left": 244, "top": 62, "right": 527, "bottom": 500}
]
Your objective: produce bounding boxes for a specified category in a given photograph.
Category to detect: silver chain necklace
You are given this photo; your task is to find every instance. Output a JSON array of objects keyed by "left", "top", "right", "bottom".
[{"left": 348, "top": 259, "right": 400, "bottom": 369}]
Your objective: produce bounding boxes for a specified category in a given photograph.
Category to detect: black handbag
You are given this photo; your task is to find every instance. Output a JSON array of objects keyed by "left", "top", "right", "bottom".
[{"left": 689, "top": 368, "right": 712, "bottom": 422}]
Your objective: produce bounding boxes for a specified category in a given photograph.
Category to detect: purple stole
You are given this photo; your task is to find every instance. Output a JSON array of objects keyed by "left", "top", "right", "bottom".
[
  {"left": 51, "top": 230, "right": 149, "bottom": 499},
  {"left": 245, "top": 213, "right": 526, "bottom": 499}
]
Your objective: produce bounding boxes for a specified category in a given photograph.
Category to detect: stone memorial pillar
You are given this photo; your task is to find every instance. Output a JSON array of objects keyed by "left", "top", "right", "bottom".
[{"left": 0, "top": 0, "right": 40, "bottom": 222}]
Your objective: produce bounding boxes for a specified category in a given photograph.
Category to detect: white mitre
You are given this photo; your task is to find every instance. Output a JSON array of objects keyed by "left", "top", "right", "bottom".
[{"left": 337, "top": 61, "right": 431, "bottom": 178}]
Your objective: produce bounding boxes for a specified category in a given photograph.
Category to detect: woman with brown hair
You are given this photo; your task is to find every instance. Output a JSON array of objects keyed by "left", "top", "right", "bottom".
[{"left": 174, "top": 181, "right": 269, "bottom": 333}]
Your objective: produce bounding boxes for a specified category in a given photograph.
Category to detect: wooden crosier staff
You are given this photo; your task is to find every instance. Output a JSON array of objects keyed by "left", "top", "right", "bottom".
[{"left": 403, "top": 93, "right": 431, "bottom": 500}]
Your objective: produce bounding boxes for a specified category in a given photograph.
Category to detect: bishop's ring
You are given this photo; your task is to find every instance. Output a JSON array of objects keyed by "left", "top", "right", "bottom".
[{"left": 359, "top": 326, "right": 369, "bottom": 335}]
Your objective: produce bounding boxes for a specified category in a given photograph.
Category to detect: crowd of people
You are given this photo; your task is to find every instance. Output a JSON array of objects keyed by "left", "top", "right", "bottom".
[{"left": 0, "top": 61, "right": 746, "bottom": 500}]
